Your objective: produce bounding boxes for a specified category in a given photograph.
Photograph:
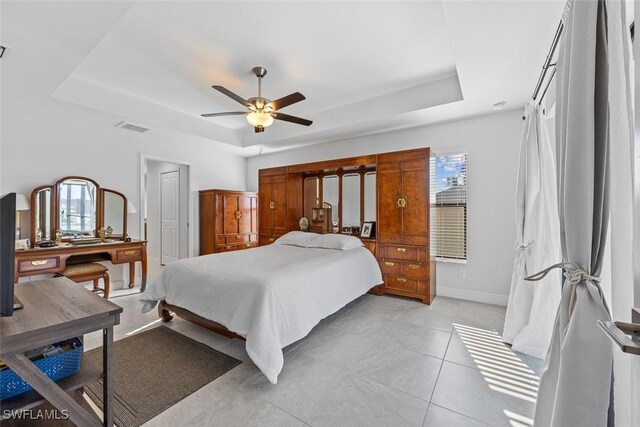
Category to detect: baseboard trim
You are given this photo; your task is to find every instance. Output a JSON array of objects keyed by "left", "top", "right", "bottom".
[{"left": 437, "top": 286, "right": 508, "bottom": 306}]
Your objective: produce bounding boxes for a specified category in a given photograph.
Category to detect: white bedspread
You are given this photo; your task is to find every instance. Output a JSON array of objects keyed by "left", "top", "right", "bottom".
[{"left": 141, "top": 245, "right": 382, "bottom": 383}]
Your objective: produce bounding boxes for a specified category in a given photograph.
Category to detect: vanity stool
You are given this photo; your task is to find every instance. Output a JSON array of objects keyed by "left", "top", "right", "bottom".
[{"left": 55, "top": 263, "right": 110, "bottom": 299}]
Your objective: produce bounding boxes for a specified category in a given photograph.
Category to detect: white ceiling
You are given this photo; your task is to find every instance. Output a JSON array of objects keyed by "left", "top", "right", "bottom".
[{"left": 4, "top": 0, "right": 566, "bottom": 156}]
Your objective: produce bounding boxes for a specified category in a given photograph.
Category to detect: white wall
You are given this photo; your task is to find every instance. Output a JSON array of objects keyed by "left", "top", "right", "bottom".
[
  {"left": 1, "top": 8, "right": 247, "bottom": 286},
  {"left": 247, "top": 110, "right": 522, "bottom": 305}
]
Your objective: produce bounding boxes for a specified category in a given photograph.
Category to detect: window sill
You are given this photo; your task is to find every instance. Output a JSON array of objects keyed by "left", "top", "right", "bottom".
[{"left": 435, "top": 257, "right": 467, "bottom": 264}]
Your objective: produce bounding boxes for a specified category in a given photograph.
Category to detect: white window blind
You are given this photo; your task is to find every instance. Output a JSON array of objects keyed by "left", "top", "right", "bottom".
[{"left": 431, "top": 154, "right": 467, "bottom": 260}]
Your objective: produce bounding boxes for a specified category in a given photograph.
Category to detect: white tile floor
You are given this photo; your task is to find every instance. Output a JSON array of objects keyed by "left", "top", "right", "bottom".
[{"left": 85, "top": 292, "right": 544, "bottom": 427}]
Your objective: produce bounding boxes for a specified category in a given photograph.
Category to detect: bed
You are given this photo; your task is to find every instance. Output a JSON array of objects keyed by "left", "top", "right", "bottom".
[{"left": 141, "top": 232, "right": 383, "bottom": 383}]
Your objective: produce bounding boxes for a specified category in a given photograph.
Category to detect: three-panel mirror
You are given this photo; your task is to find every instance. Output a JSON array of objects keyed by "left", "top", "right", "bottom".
[{"left": 31, "top": 176, "right": 128, "bottom": 243}]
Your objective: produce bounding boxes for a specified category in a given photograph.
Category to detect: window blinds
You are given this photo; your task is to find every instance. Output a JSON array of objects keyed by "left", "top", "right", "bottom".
[{"left": 431, "top": 154, "right": 467, "bottom": 260}]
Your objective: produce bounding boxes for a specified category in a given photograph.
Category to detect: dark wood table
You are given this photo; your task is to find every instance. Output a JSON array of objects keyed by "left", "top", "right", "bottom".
[
  {"left": 0, "top": 277, "right": 123, "bottom": 426},
  {"left": 14, "top": 240, "right": 148, "bottom": 291}
]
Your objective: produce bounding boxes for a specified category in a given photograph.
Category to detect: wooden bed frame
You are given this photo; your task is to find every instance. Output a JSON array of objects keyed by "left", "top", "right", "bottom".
[{"left": 158, "top": 299, "right": 245, "bottom": 341}]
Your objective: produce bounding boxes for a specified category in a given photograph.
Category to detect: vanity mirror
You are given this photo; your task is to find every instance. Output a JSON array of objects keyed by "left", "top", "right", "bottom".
[
  {"left": 31, "top": 185, "right": 54, "bottom": 242},
  {"left": 57, "top": 177, "right": 99, "bottom": 238},
  {"left": 102, "top": 189, "right": 127, "bottom": 238},
  {"left": 30, "top": 176, "right": 129, "bottom": 243}
]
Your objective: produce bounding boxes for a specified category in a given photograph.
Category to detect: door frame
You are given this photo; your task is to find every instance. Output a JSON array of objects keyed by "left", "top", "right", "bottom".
[{"left": 139, "top": 153, "right": 195, "bottom": 259}]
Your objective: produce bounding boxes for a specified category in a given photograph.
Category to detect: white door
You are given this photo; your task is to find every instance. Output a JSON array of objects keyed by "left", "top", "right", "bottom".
[{"left": 161, "top": 170, "right": 179, "bottom": 265}]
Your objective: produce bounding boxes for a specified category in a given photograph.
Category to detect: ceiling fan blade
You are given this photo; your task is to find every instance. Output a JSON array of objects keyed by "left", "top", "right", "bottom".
[
  {"left": 254, "top": 126, "right": 265, "bottom": 133},
  {"left": 269, "top": 92, "right": 306, "bottom": 111},
  {"left": 212, "top": 85, "right": 249, "bottom": 107},
  {"left": 272, "top": 112, "right": 313, "bottom": 126},
  {"left": 201, "top": 112, "right": 246, "bottom": 118}
]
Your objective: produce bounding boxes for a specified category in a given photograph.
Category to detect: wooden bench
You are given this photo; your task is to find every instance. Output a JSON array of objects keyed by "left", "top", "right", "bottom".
[{"left": 55, "top": 263, "right": 110, "bottom": 299}]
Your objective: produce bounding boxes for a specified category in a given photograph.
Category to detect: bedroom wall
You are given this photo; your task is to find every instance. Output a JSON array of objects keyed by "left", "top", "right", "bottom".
[
  {"left": 247, "top": 110, "right": 523, "bottom": 305},
  {"left": 0, "top": 9, "right": 247, "bottom": 285}
]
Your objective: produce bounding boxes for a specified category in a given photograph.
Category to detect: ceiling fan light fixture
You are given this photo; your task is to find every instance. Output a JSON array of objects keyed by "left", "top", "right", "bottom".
[{"left": 246, "top": 111, "right": 274, "bottom": 128}]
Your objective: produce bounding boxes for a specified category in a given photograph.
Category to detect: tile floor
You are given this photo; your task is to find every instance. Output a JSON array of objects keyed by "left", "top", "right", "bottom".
[{"left": 85, "top": 292, "right": 544, "bottom": 427}]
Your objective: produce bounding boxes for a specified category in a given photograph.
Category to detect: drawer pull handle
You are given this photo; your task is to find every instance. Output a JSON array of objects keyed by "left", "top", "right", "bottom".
[
  {"left": 396, "top": 248, "right": 406, "bottom": 253},
  {"left": 246, "top": 244, "right": 251, "bottom": 248},
  {"left": 408, "top": 264, "right": 420, "bottom": 270},
  {"left": 397, "top": 278, "right": 407, "bottom": 283},
  {"left": 124, "top": 250, "right": 137, "bottom": 256},
  {"left": 396, "top": 196, "right": 407, "bottom": 208},
  {"left": 31, "top": 260, "right": 48, "bottom": 266},
  {"left": 226, "top": 246, "right": 232, "bottom": 250},
  {"left": 385, "top": 262, "right": 395, "bottom": 267},
  {"left": 269, "top": 201, "right": 275, "bottom": 210},
  {"left": 235, "top": 211, "right": 243, "bottom": 220},
  {"left": 269, "top": 238, "right": 275, "bottom": 242}
]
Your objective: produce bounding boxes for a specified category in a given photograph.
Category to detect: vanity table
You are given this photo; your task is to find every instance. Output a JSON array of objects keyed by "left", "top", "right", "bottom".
[
  {"left": 14, "top": 240, "right": 148, "bottom": 291},
  {"left": 22, "top": 176, "right": 148, "bottom": 290}
]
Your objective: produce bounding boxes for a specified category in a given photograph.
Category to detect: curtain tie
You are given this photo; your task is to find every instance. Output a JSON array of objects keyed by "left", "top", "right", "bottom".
[{"left": 524, "top": 262, "right": 600, "bottom": 318}]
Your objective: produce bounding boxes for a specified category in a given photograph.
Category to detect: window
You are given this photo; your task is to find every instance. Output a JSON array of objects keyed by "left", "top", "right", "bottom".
[{"left": 431, "top": 153, "right": 467, "bottom": 261}]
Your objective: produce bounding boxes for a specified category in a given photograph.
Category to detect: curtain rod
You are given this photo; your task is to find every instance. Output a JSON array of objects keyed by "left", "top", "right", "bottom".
[
  {"left": 531, "top": 20, "right": 564, "bottom": 103},
  {"left": 524, "top": 0, "right": 633, "bottom": 120}
]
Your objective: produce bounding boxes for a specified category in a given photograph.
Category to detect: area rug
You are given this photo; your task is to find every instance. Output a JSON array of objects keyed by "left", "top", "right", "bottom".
[{"left": 83, "top": 325, "right": 242, "bottom": 427}]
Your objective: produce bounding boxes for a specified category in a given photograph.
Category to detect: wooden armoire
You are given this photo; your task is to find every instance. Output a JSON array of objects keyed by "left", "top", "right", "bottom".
[
  {"left": 199, "top": 189, "right": 258, "bottom": 255},
  {"left": 376, "top": 148, "right": 435, "bottom": 304},
  {"left": 257, "top": 148, "right": 436, "bottom": 304}
]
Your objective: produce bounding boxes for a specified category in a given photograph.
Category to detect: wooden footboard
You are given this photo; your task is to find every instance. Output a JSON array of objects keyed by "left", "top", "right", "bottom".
[{"left": 158, "top": 300, "right": 245, "bottom": 341}]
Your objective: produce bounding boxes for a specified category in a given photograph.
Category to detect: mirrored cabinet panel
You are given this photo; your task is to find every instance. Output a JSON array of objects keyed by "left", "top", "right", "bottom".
[
  {"left": 342, "top": 173, "right": 360, "bottom": 227},
  {"left": 364, "top": 172, "right": 376, "bottom": 221},
  {"left": 322, "top": 175, "right": 339, "bottom": 232}
]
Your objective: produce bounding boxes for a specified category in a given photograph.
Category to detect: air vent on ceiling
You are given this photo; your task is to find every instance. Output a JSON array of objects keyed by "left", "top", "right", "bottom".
[{"left": 115, "top": 121, "right": 149, "bottom": 133}]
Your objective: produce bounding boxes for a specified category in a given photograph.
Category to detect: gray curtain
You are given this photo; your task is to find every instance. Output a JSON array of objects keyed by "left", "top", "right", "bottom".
[{"left": 533, "top": 0, "right": 615, "bottom": 425}]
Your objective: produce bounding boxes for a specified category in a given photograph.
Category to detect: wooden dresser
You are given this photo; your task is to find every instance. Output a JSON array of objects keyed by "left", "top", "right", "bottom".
[
  {"left": 256, "top": 148, "right": 435, "bottom": 304},
  {"left": 376, "top": 148, "right": 435, "bottom": 304},
  {"left": 199, "top": 189, "right": 258, "bottom": 254}
]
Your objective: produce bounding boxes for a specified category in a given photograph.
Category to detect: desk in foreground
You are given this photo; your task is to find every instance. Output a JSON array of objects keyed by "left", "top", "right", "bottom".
[{"left": 0, "top": 277, "right": 123, "bottom": 426}]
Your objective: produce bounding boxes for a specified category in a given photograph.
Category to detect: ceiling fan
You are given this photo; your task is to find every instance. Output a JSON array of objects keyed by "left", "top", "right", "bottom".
[{"left": 201, "top": 66, "right": 313, "bottom": 133}]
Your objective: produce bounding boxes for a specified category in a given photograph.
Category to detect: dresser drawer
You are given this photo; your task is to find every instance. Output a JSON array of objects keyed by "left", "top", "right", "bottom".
[
  {"left": 384, "top": 276, "right": 425, "bottom": 293},
  {"left": 402, "top": 262, "right": 429, "bottom": 278},
  {"left": 217, "top": 234, "right": 246, "bottom": 245},
  {"left": 379, "top": 260, "right": 401, "bottom": 275},
  {"left": 17, "top": 257, "right": 60, "bottom": 274},
  {"left": 378, "top": 244, "right": 427, "bottom": 262},
  {"left": 379, "top": 260, "right": 429, "bottom": 278},
  {"left": 115, "top": 248, "right": 142, "bottom": 262}
]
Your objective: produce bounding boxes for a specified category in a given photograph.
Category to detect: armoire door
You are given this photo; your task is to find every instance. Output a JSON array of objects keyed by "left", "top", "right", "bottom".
[
  {"left": 259, "top": 177, "right": 273, "bottom": 234},
  {"left": 238, "top": 194, "right": 258, "bottom": 235},
  {"left": 220, "top": 193, "right": 240, "bottom": 235},
  {"left": 377, "top": 160, "right": 403, "bottom": 244},
  {"left": 377, "top": 151, "right": 429, "bottom": 245}
]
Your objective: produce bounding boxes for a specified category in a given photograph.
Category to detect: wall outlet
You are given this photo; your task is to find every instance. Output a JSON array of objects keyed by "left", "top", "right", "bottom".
[{"left": 458, "top": 269, "right": 466, "bottom": 279}]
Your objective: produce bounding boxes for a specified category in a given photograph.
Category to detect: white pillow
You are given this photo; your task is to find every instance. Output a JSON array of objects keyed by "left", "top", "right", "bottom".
[
  {"left": 307, "top": 234, "right": 364, "bottom": 251},
  {"left": 273, "top": 231, "right": 320, "bottom": 247}
]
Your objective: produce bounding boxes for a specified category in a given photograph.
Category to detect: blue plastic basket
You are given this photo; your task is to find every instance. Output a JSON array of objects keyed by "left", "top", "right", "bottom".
[{"left": 0, "top": 338, "right": 83, "bottom": 400}]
